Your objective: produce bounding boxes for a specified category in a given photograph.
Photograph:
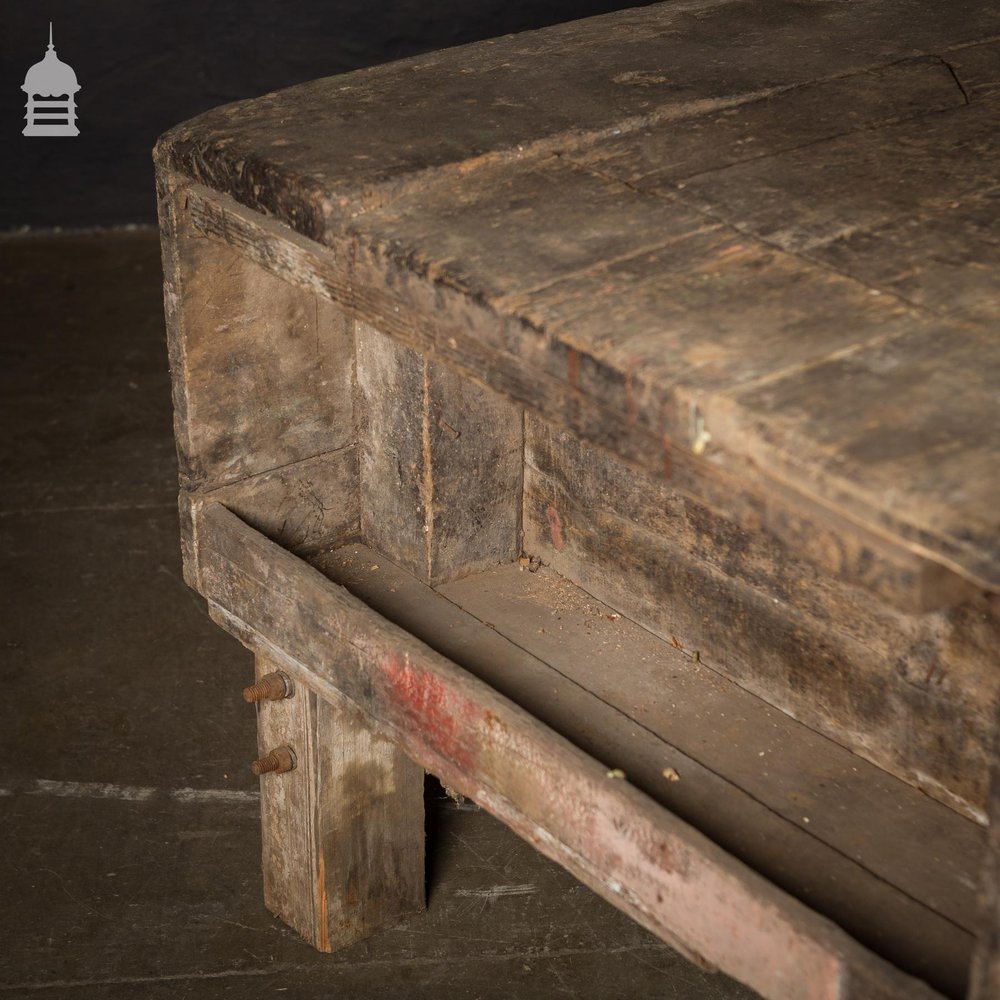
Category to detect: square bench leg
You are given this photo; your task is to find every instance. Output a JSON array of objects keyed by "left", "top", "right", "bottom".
[{"left": 252, "top": 652, "right": 425, "bottom": 950}]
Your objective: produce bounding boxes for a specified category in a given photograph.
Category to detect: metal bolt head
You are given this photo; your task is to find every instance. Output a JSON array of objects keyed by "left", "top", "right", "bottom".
[
  {"left": 243, "top": 671, "right": 293, "bottom": 703},
  {"left": 250, "top": 745, "right": 296, "bottom": 776}
]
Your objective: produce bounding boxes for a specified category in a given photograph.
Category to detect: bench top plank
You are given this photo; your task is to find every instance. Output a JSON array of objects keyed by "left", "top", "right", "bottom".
[{"left": 156, "top": 0, "right": 1000, "bottom": 592}]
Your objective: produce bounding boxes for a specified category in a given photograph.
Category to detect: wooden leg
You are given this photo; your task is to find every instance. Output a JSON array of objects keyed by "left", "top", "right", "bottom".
[{"left": 253, "top": 653, "right": 425, "bottom": 951}]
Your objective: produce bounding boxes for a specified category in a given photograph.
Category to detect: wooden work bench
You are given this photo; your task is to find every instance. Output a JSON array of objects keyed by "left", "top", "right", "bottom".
[{"left": 154, "top": 3, "right": 1000, "bottom": 997}]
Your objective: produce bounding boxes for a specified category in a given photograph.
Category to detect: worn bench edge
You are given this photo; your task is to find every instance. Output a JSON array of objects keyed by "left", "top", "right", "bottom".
[
  {"left": 149, "top": 0, "right": 771, "bottom": 238},
  {"left": 149, "top": 2, "right": 1000, "bottom": 246}
]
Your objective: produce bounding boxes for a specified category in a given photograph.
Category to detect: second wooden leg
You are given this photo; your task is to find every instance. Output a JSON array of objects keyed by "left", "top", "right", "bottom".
[{"left": 253, "top": 653, "right": 425, "bottom": 951}]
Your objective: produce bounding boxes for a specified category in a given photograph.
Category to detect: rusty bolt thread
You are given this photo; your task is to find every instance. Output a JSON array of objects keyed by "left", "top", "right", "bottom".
[
  {"left": 251, "top": 745, "right": 297, "bottom": 776},
  {"left": 243, "top": 671, "right": 293, "bottom": 703}
]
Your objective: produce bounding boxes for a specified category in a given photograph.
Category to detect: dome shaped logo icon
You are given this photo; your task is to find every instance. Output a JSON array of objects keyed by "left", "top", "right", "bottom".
[{"left": 22, "top": 23, "right": 80, "bottom": 137}]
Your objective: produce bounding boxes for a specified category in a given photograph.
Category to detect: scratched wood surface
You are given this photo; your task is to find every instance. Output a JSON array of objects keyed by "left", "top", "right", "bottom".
[
  {"left": 162, "top": 175, "right": 1000, "bottom": 821},
  {"left": 158, "top": 186, "right": 360, "bottom": 586},
  {"left": 523, "top": 413, "right": 1000, "bottom": 821},
  {"left": 173, "top": 185, "right": 969, "bottom": 613},
  {"left": 158, "top": 195, "right": 354, "bottom": 491},
  {"left": 355, "top": 321, "right": 522, "bottom": 585},
  {"left": 313, "top": 539, "right": 982, "bottom": 998},
  {"left": 154, "top": 0, "right": 1000, "bottom": 604},
  {"left": 197, "top": 503, "right": 946, "bottom": 1000}
]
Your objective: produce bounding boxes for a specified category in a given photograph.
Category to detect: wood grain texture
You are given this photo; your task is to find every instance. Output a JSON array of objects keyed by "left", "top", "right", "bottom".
[
  {"left": 522, "top": 413, "right": 1000, "bottom": 820},
  {"left": 316, "top": 540, "right": 979, "bottom": 998},
  {"left": 154, "top": 2, "right": 1000, "bottom": 600},
  {"left": 713, "top": 322, "right": 1000, "bottom": 594},
  {"left": 177, "top": 181, "right": 665, "bottom": 474},
  {"left": 177, "top": 183, "right": 972, "bottom": 611},
  {"left": 186, "top": 446, "right": 360, "bottom": 563},
  {"left": 355, "top": 321, "right": 522, "bottom": 584},
  {"left": 158, "top": 185, "right": 359, "bottom": 584},
  {"left": 809, "top": 193, "right": 1000, "bottom": 327},
  {"left": 250, "top": 651, "right": 424, "bottom": 952},
  {"left": 355, "top": 323, "right": 425, "bottom": 576},
  {"left": 158, "top": 188, "right": 354, "bottom": 490},
  {"left": 152, "top": 0, "right": 1000, "bottom": 238},
  {"left": 197, "top": 503, "right": 945, "bottom": 1000},
  {"left": 572, "top": 56, "right": 969, "bottom": 190},
  {"left": 671, "top": 92, "right": 999, "bottom": 257}
]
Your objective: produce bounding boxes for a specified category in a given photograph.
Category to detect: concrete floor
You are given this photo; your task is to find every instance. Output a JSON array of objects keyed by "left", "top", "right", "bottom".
[{"left": 0, "top": 231, "right": 758, "bottom": 999}]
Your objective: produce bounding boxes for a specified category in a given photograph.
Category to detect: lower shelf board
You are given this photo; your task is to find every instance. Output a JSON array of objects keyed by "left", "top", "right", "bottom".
[{"left": 313, "top": 542, "right": 981, "bottom": 1000}]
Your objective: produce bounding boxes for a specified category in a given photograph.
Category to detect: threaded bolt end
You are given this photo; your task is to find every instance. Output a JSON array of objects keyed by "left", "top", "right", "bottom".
[
  {"left": 250, "top": 745, "right": 296, "bottom": 776},
  {"left": 243, "top": 671, "right": 292, "bottom": 703},
  {"left": 250, "top": 754, "right": 277, "bottom": 776},
  {"left": 244, "top": 682, "right": 268, "bottom": 704}
]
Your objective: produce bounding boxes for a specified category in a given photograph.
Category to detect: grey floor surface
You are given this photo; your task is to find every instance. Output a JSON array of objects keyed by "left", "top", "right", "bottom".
[{"left": 0, "top": 231, "right": 758, "bottom": 999}]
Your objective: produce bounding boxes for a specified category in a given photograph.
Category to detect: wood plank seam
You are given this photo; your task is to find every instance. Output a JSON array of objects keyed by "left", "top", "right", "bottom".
[
  {"left": 189, "top": 442, "right": 359, "bottom": 501},
  {"left": 154, "top": 30, "right": 999, "bottom": 232}
]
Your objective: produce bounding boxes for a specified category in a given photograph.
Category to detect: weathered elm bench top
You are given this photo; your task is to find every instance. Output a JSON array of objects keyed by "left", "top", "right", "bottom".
[{"left": 155, "top": 2, "right": 1000, "bottom": 999}]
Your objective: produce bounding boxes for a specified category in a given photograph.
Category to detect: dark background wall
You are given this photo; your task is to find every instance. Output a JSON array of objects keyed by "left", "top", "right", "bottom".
[{"left": 1, "top": 1, "right": 651, "bottom": 230}]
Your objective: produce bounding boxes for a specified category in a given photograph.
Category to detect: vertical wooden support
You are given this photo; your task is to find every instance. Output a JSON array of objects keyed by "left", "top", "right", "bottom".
[
  {"left": 355, "top": 320, "right": 523, "bottom": 584},
  {"left": 253, "top": 653, "right": 425, "bottom": 950},
  {"left": 969, "top": 694, "right": 1000, "bottom": 999},
  {"left": 160, "top": 184, "right": 355, "bottom": 490},
  {"left": 157, "top": 179, "right": 359, "bottom": 586}
]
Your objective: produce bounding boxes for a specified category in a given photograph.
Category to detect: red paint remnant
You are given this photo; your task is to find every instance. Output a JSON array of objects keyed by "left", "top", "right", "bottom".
[
  {"left": 566, "top": 347, "right": 579, "bottom": 388},
  {"left": 381, "top": 654, "right": 476, "bottom": 771},
  {"left": 624, "top": 370, "right": 637, "bottom": 424},
  {"left": 545, "top": 505, "right": 565, "bottom": 550},
  {"left": 662, "top": 433, "right": 673, "bottom": 481}
]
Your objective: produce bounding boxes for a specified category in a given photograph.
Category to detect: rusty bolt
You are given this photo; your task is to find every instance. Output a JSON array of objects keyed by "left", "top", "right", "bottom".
[
  {"left": 243, "top": 671, "right": 293, "bottom": 703},
  {"left": 250, "top": 745, "right": 296, "bottom": 776}
]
